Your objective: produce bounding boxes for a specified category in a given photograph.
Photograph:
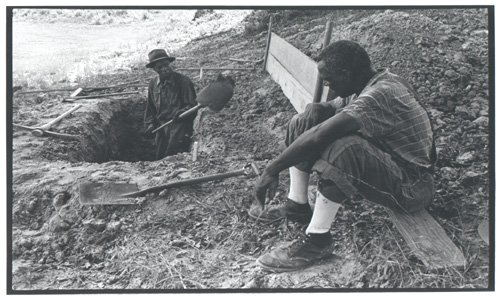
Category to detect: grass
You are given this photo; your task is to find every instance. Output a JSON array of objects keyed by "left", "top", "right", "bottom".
[{"left": 12, "top": 9, "right": 252, "bottom": 90}]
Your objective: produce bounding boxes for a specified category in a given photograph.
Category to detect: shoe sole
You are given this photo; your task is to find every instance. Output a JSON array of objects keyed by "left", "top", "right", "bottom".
[
  {"left": 256, "top": 254, "right": 337, "bottom": 273},
  {"left": 247, "top": 210, "right": 312, "bottom": 224},
  {"left": 256, "top": 259, "right": 312, "bottom": 273}
]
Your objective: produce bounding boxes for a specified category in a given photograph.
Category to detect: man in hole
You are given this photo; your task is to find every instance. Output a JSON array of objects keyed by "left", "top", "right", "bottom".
[
  {"left": 144, "top": 49, "right": 197, "bottom": 160},
  {"left": 250, "top": 40, "right": 436, "bottom": 272}
]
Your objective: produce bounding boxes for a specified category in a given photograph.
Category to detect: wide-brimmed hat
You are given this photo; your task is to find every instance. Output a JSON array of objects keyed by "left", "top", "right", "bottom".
[{"left": 146, "top": 49, "right": 176, "bottom": 68}]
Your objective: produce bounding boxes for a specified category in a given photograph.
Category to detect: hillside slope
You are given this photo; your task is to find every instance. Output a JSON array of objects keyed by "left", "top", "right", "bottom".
[{"left": 10, "top": 8, "right": 491, "bottom": 290}]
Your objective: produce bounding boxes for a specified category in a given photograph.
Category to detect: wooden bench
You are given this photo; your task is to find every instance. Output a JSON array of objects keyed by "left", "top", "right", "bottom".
[{"left": 263, "top": 28, "right": 466, "bottom": 269}]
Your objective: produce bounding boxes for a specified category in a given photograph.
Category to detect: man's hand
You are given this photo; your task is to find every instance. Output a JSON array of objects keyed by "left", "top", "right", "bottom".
[
  {"left": 171, "top": 109, "right": 184, "bottom": 123},
  {"left": 144, "top": 124, "right": 156, "bottom": 138},
  {"left": 254, "top": 171, "right": 279, "bottom": 209}
]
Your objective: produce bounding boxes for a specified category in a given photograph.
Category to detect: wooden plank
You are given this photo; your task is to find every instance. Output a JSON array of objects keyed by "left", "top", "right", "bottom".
[
  {"left": 266, "top": 54, "right": 313, "bottom": 113},
  {"left": 269, "top": 33, "right": 319, "bottom": 95},
  {"left": 387, "top": 208, "right": 466, "bottom": 269},
  {"left": 70, "top": 87, "right": 83, "bottom": 97},
  {"left": 263, "top": 15, "right": 273, "bottom": 72},
  {"left": 320, "top": 85, "right": 330, "bottom": 102}
]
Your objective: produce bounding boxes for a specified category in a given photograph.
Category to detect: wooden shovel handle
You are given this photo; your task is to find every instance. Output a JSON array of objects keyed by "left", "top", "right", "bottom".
[
  {"left": 13, "top": 123, "right": 79, "bottom": 140},
  {"left": 121, "top": 168, "right": 246, "bottom": 198},
  {"left": 151, "top": 104, "right": 201, "bottom": 133},
  {"left": 37, "top": 104, "right": 82, "bottom": 130}
]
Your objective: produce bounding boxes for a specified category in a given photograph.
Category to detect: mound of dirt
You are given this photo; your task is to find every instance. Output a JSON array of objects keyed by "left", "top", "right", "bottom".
[{"left": 10, "top": 8, "right": 490, "bottom": 290}]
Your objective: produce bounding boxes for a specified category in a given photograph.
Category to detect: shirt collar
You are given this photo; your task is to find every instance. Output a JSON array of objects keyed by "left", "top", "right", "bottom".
[{"left": 156, "top": 75, "right": 176, "bottom": 87}]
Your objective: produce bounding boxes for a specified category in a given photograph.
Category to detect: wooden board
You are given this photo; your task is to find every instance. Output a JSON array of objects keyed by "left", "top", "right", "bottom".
[
  {"left": 268, "top": 33, "right": 319, "bottom": 96},
  {"left": 266, "top": 54, "right": 313, "bottom": 113},
  {"left": 266, "top": 33, "right": 330, "bottom": 112},
  {"left": 387, "top": 208, "right": 466, "bottom": 269}
]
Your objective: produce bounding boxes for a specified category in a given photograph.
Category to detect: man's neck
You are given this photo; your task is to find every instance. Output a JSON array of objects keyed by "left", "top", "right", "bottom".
[{"left": 355, "top": 69, "right": 378, "bottom": 95}]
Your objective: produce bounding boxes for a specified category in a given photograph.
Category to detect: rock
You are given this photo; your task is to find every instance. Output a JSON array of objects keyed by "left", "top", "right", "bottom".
[
  {"left": 444, "top": 69, "right": 458, "bottom": 79},
  {"left": 53, "top": 191, "right": 71, "bottom": 210},
  {"left": 18, "top": 238, "right": 34, "bottom": 249},
  {"left": 107, "top": 221, "right": 122, "bottom": 232},
  {"left": 55, "top": 251, "right": 65, "bottom": 262},
  {"left": 27, "top": 200, "right": 37, "bottom": 212},
  {"left": 453, "top": 52, "right": 466, "bottom": 63},
  {"left": 48, "top": 215, "right": 71, "bottom": 233},
  {"left": 50, "top": 241, "right": 62, "bottom": 251},
  {"left": 428, "top": 108, "right": 443, "bottom": 119},
  {"left": 435, "top": 118, "right": 446, "bottom": 129},
  {"left": 472, "top": 96, "right": 488, "bottom": 106},
  {"left": 456, "top": 151, "right": 475, "bottom": 164},
  {"left": 471, "top": 29, "right": 488, "bottom": 36},
  {"left": 254, "top": 87, "right": 269, "bottom": 97},
  {"left": 461, "top": 171, "right": 485, "bottom": 186},
  {"left": 473, "top": 116, "right": 488, "bottom": 127},
  {"left": 242, "top": 278, "right": 260, "bottom": 289},
  {"left": 83, "top": 219, "right": 107, "bottom": 232},
  {"left": 455, "top": 105, "right": 477, "bottom": 119}
]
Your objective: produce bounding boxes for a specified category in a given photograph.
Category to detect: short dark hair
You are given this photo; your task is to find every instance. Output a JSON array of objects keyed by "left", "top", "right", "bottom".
[{"left": 318, "top": 40, "right": 372, "bottom": 75}]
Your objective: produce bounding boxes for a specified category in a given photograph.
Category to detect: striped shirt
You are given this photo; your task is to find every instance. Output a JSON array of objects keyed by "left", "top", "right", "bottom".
[{"left": 340, "top": 69, "right": 434, "bottom": 169}]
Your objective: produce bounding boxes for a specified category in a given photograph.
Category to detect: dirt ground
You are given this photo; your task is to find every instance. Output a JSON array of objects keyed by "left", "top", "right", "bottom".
[{"left": 9, "top": 8, "right": 491, "bottom": 291}]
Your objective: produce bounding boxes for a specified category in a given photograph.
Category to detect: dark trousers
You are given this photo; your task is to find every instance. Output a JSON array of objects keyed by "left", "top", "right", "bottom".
[
  {"left": 155, "top": 120, "right": 193, "bottom": 159},
  {"left": 286, "top": 112, "right": 434, "bottom": 213}
]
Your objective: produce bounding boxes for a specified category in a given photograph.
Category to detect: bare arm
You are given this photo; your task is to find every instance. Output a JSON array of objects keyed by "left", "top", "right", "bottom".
[{"left": 254, "top": 112, "right": 360, "bottom": 207}]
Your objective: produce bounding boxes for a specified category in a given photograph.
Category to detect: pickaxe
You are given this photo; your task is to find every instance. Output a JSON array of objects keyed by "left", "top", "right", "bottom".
[{"left": 13, "top": 104, "right": 81, "bottom": 140}]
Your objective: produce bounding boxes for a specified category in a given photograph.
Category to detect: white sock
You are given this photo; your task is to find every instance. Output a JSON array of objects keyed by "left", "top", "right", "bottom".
[
  {"left": 306, "top": 191, "right": 341, "bottom": 234},
  {"left": 288, "top": 167, "right": 309, "bottom": 204}
]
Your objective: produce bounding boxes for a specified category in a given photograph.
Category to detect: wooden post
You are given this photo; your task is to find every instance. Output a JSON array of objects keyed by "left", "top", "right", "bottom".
[
  {"left": 192, "top": 141, "right": 199, "bottom": 162},
  {"left": 262, "top": 15, "right": 273, "bottom": 72},
  {"left": 199, "top": 68, "right": 204, "bottom": 80},
  {"left": 313, "top": 20, "right": 333, "bottom": 103},
  {"left": 70, "top": 87, "right": 83, "bottom": 97}
]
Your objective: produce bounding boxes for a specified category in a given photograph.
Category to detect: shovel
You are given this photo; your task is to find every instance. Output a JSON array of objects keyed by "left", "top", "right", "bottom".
[
  {"left": 79, "top": 163, "right": 259, "bottom": 205},
  {"left": 151, "top": 73, "right": 235, "bottom": 133}
]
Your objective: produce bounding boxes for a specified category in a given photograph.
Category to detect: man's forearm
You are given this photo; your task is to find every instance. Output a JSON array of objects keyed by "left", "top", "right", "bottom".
[
  {"left": 264, "top": 112, "right": 359, "bottom": 176},
  {"left": 264, "top": 128, "right": 322, "bottom": 176}
]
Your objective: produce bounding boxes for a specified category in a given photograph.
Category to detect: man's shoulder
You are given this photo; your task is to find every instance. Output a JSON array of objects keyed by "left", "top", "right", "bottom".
[{"left": 363, "top": 71, "right": 409, "bottom": 97}]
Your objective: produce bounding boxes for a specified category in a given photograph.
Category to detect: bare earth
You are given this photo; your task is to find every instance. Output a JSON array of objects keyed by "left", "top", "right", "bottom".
[{"left": 10, "top": 9, "right": 491, "bottom": 290}]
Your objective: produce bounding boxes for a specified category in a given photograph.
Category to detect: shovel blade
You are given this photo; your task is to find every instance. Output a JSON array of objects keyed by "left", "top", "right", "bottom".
[{"left": 79, "top": 182, "right": 140, "bottom": 205}]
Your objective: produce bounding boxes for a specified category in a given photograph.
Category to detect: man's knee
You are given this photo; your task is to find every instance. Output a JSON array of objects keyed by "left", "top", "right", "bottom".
[
  {"left": 285, "top": 103, "right": 336, "bottom": 146},
  {"left": 320, "top": 135, "right": 369, "bottom": 167},
  {"left": 285, "top": 114, "right": 307, "bottom": 146}
]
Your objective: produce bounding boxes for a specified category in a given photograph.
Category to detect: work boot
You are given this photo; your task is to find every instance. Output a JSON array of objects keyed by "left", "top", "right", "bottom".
[
  {"left": 256, "top": 234, "right": 335, "bottom": 272},
  {"left": 247, "top": 199, "right": 312, "bottom": 223}
]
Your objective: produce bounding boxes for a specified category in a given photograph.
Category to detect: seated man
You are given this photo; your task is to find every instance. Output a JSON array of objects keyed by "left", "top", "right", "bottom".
[
  {"left": 251, "top": 40, "right": 436, "bottom": 272},
  {"left": 144, "top": 49, "right": 198, "bottom": 160}
]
